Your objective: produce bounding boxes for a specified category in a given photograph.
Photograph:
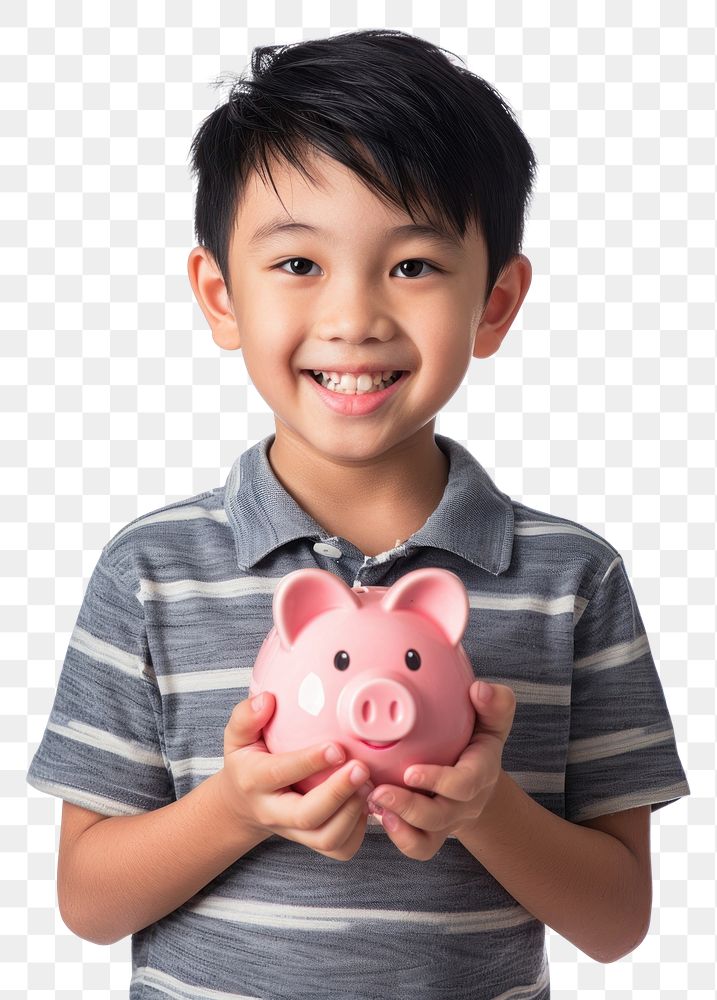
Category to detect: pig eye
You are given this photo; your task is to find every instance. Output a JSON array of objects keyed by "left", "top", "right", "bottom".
[
  {"left": 405, "top": 649, "right": 421, "bottom": 671},
  {"left": 334, "top": 650, "right": 350, "bottom": 671}
]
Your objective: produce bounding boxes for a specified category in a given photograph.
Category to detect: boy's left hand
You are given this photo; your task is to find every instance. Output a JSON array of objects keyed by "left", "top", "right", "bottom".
[{"left": 366, "top": 680, "right": 516, "bottom": 861}]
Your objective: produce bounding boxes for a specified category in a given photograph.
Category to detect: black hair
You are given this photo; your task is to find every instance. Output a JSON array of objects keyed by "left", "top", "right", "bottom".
[{"left": 188, "top": 28, "right": 538, "bottom": 306}]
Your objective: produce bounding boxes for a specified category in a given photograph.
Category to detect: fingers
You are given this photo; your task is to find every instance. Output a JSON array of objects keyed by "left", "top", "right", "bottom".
[
  {"left": 268, "top": 759, "right": 375, "bottom": 858},
  {"left": 224, "top": 692, "right": 276, "bottom": 756},
  {"left": 253, "top": 738, "right": 358, "bottom": 794},
  {"left": 383, "top": 681, "right": 515, "bottom": 807},
  {"left": 403, "top": 757, "right": 481, "bottom": 803},
  {"left": 368, "top": 785, "right": 451, "bottom": 833},
  {"left": 295, "top": 796, "right": 371, "bottom": 861},
  {"left": 230, "top": 691, "right": 374, "bottom": 800},
  {"left": 402, "top": 728, "right": 507, "bottom": 804},
  {"left": 375, "top": 811, "right": 447, "bottom": 862},
  {"left": 293, "top": 758, "right": 373, "bottom": 830},
  {"left": 225, "top": 694, "right": 367, "bottom": 797},
  {"left": 222, "top": 695, "right": 375, "bottom": 860},
  {"left": 348, "top": 682, "right": 516, "bottom": 855},
  {"left": 469, "top": 681, "right": 517, "bottom": 741}
]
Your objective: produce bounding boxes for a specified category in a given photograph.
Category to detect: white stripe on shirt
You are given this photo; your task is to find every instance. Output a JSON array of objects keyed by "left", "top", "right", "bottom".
[
  {"left": 567, "top": 725, "right": 680, "bottom": 764},
  {"left": 186, "top": 895, "right": 539, "bottom": 933},
  {"left": 47, "top": 720, "right": 166, "bottom": 767},
  {"left": 109, "top": 503, "right": 230, "bottom": 547},
  {"left": 25, "top": 777, "right": 147, "bottom": 816},
  {"left": 574, "top": 634, "right": 651, "bottom": 672},
  {"left": 71, "top": 624, "right": 146, "bottom": 677},
  {"left": 132, "top": 965, "right": 262, "bottom": 999}
]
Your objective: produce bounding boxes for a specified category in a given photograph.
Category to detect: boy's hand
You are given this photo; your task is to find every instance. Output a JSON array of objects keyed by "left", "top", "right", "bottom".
[
  {"left": 218, "top": 692, "right": 375, "bottom": 861},
  {"left": 366, "top": 681, "right": 516, "bottom": 861}
]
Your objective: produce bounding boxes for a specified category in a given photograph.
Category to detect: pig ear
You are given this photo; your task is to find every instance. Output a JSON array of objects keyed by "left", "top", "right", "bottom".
[
  {"left": 274, "top": 568, "right": 361, "bottom": 649},
  {"left": 380, "top": 568, "right": 469, "bottom": 647}
]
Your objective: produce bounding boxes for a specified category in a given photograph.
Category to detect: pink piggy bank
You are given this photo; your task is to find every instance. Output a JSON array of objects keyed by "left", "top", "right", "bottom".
[{"left": 248, "top": 566, "right": 477, "bottom": 794}]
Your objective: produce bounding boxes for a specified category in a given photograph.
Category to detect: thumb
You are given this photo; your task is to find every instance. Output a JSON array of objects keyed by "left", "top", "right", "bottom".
[
  {"left": 224, "top": 691, "right": 275, "bottom": 755},
  {"left": 469, "top": 681, "right": 516, "bottom": 741}
]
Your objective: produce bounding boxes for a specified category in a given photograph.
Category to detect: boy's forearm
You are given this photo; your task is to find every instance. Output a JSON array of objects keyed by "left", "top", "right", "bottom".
[
  {"left": 60, "top": 771, "right": 269, "bottom": 946},
  {"left": 453, "top": 770, "right": 650, "bottom": 964}
]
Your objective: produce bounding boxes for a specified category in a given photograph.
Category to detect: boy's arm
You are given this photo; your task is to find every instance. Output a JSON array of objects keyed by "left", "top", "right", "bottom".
[
  {"left": 58, "top": 695, "right": 375, "bottom": 948},
  {"left": 58, "top": 770, "right": 269, "bottom": 946},
  {"left": 453, "top": 769, "right": 653, "bottom": 964}
]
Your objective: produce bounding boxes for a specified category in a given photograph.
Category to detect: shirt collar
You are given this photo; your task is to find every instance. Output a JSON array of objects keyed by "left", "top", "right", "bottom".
[{"left": 224, "top": 433, "right": 514, "bottom": 576}]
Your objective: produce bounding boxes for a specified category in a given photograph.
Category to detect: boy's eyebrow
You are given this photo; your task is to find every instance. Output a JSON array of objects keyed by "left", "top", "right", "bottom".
[{"left": 248, "top": 218, "right": 463, "bottom": 251}]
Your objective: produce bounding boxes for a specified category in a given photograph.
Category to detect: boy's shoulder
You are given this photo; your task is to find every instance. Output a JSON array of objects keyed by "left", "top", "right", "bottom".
[
  {"left": 507, "top": 498, "right": 624, "bottom": 598},
  {"left": 445, "top": 436, "right": 621, "bottom": 573},
  {"left": 511, "top": 499, "right": 621, "bottom": 558},
  {"left": 98, "top": 484, "right": 231, "bottom": 584}
]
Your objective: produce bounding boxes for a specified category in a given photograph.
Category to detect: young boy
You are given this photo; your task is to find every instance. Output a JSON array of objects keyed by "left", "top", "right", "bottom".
[{"left": 27, "top": 29, "right": 690, "bottom": 1000}]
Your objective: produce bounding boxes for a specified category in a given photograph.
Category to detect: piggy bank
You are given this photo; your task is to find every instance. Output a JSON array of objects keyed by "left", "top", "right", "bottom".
[{"left": 248, "top": 566, "right": 477, "bottom": 794}]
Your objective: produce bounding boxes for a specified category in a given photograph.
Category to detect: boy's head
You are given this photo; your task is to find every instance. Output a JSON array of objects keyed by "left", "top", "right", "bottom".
[
  {"left": 188, "top": 29, "right": 536, "bottom": 311},
  {"left": 186, "top": 29, "right": 535, "bottom": 467}
]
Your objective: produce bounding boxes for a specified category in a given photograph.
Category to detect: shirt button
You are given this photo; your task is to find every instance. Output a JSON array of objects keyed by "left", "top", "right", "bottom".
[{"left": 313, "top": 541, "right": 343, "bottom": 559}]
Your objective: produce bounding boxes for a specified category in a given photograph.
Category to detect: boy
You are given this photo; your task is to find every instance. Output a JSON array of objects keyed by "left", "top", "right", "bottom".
[{"left": 27, "top": 29, "right": 690, "bottom": 1000}]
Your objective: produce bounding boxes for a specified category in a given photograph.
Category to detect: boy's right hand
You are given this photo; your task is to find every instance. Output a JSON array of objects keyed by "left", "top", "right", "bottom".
[{"left": 218, "top": 692, "right": 375, "bottom": 861}]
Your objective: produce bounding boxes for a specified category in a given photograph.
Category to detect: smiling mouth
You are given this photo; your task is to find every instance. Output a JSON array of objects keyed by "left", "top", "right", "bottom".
[
  {"left": 359, "top": 739, "right": 399, "bottom": 750},
  {"left": 306, "top": 370, "right": 407, "bottom": 393}
]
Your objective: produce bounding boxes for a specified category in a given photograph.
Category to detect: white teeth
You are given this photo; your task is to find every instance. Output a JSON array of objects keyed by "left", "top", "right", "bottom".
[
  {"left": 357, "top": 374, "right": 375, "bottom": 392},
  {"left": 311, "top": 370, "right": 401, "bottom": 394}
]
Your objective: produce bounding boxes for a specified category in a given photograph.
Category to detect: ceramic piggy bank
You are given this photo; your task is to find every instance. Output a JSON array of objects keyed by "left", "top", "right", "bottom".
[{"left": 248, "top": 566, "right": 477, "bottom": 794}]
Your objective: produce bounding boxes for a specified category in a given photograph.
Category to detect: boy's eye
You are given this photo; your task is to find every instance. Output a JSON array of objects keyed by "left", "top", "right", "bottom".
[
  {"left": 276, "top": 257, "right": 320, "bottom": 277},
  {"left": 274, "top": 257, "right": 439, "bottom": 278},
  {"left": 394, "top": 259, "right": 437, "bottom": 279}
]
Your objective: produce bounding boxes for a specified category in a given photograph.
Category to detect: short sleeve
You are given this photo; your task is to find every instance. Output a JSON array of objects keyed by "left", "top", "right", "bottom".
[
  {"left": 27, "top": 548, "right": 175, "bottom": 816},
  {"left": 565, "top": 554, "right": 691, "bottom": 824}
]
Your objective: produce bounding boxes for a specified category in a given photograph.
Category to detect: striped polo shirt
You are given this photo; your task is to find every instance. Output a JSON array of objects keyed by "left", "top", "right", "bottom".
[{"left": 27, "top": 432, "right": 690, "bottom": 1000}]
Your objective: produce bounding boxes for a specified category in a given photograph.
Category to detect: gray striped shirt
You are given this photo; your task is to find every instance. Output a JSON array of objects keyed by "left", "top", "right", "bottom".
[{"left": 27, "top": 432, "right": 690, "bottom": 1000}]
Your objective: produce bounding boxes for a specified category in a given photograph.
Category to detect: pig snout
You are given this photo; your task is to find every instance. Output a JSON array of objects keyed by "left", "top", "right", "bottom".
[{"left": 338, "top": 677, "right": 417, "bottom": 747}]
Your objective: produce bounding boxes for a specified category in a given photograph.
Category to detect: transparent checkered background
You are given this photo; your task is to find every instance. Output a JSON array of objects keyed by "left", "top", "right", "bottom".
[{"left": 4, "top": 1, "right": 715, "bottom": 997}]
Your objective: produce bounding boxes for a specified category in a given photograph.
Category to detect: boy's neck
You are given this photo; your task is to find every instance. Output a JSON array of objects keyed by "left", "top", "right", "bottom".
[{"left": 266, "top": 423, "right": 450, "bottom": 558}]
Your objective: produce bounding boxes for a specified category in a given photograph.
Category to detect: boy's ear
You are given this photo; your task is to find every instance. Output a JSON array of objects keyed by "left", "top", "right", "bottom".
[
  {"left": 472, "top": 253, "right": 532, "bottom": 359},
  {"left": 186, "top": 246, "right": 241, "bottom": 351}
]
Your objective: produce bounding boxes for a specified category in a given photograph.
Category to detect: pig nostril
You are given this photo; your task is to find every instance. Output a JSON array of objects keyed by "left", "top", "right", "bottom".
[
  {"left": 389, "top": 700, "right": 400, "bottom": 723},
  {"left": 361, "top": 700, "right": 374, "bottom": 724}
]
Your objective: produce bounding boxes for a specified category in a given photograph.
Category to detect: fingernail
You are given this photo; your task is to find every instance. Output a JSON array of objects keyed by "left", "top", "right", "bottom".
[
  {"left": 382, "top": 810, "right": 399, "bottom": 831},
  {"left": 324, "top": 744, "right": 344, "bottom": 764},
  {"left": 350, "top": 763, "right": 369, "bottom": 785},
  {"left": 252, "top": 694, "right": 265, "bottom": 712},
  {"left": 477, "top": 681, "right": 493, "bottom": 703}
]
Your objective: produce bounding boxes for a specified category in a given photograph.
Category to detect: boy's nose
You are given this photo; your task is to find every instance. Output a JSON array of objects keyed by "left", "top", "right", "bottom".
[{"left": 313, "top": 294, "right": 398, "bottom": 341}]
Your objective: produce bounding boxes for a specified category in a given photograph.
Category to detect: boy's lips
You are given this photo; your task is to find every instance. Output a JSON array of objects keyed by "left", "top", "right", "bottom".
[{"left": 301, "top": 369, "right": 409, "bottom": 416}]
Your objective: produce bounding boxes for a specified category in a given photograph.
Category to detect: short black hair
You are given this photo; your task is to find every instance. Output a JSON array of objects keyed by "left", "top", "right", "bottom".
[{"left": 188, "top": 28, "right": 537, "bottom": 306}]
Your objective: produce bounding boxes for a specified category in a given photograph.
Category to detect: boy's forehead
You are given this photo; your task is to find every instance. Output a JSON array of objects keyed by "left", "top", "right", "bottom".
[
  {"left": 235, "top": 152, "right": 399, "bottom": 232},
  {"left": 232, "top": 150, "right": 479, "bottom": 253},
  {"left": 236, "top": 155, "right": 337, "bottom": 229}
]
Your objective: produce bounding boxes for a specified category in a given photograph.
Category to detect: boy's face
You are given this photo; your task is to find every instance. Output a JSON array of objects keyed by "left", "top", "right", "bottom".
[{"left": 188, "top": 148, "right": 531, "bottom": 470}]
